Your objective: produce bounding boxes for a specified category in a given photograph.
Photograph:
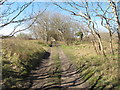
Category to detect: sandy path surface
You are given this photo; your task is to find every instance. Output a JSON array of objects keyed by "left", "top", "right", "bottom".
[
  {"left": 29, "top": 48, "right": 54, "bottom": 89},
  {"left": 27, "top": 47, "right": 89, "bottom": 89},
  {"left": 58, "top": 47, "right": 89, "bottom": 89}
]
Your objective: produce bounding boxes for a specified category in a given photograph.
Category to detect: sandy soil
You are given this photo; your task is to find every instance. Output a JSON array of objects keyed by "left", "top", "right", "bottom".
[{"left": 27, "top": 47, "right": 89, "bottom": 89}]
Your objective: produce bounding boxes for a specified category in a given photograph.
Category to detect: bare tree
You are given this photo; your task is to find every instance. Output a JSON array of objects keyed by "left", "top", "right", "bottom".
[
  {"left": 109, "top": 1, "right": 120, "bottom": 53},
  {"left": 0, "top": 1, "right": 48, "bottom": 37},
  {"left": 50, "top": 13, "right": 75, "bottom": 43},
  {"left": 93, "top": 2, "right": 116, "bottom": 54},
  {"left": 30, "top": 12, "right": 52, "bottom": 42},
  {"left": 29, "top": 11, "right": 79, "bottom": 44},
  {"left": 54, "top": 2, "right": 107, "bottom": 56},
  {"left": 92, "top": 1, "right": 120, "bottom": 55}
]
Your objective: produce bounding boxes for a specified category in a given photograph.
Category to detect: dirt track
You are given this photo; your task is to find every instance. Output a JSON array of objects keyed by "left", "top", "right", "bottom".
[
  {"left": 58, "top": 48, "right": 89, "bottom": 89},
  {"left": 28, "top": 47, "right": 89, "bottom": 89}
]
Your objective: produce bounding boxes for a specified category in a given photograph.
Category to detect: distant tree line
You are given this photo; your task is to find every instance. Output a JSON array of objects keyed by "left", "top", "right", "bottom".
[{"left": 28, "top": 12, "right": 87, "bottom": 45}]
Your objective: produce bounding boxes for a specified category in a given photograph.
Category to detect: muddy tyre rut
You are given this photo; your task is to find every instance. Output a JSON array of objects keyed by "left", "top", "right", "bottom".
[{"left": 27, "top": 47, "right": 89, "bottom": 89}]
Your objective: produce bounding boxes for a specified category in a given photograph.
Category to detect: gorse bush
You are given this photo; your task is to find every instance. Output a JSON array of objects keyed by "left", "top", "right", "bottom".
[{"left": 2, "top": 39, "right": 46, "bottom": 88}]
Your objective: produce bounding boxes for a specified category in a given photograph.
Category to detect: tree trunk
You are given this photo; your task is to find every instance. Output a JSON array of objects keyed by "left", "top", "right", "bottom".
[
  {"left": 96, "top": 32, "right": 106, "bottom": 57},
  {"left": 109, "top": 32, "right": 114, "bottom": 54},
  {"left": 91, "top": 39, "right": 100, "bottom": 55},
  {"left": 90, "top": 27, "right": 106, "bottom": 56}
]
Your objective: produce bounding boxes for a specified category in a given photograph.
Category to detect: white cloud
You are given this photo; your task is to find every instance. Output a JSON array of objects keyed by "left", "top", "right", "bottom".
[
  {"left": 0, "top": 25, "right": 14, "bottom": 35},
  {"left": 0, "top": 24, "right": 27, "bottom": 35}
]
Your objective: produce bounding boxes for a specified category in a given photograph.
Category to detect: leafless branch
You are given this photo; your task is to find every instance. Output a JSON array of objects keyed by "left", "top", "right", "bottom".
[
  {"left": 0, "top": 0, "right": 7, "bottom": 5},
  {"left": 9, "top": 6, "right": 48, "bottom": 36},
  {"left": 0, "top": 1, "right": 33, "bottom": 28}
]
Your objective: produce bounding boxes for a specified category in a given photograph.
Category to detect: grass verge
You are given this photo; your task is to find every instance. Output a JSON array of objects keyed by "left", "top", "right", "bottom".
[
  {"left": 61, "top": 44, "right": 119, "bottom": 89},
  {"left": 2, "top": 39, "right": 46, "bottom": 88}
]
